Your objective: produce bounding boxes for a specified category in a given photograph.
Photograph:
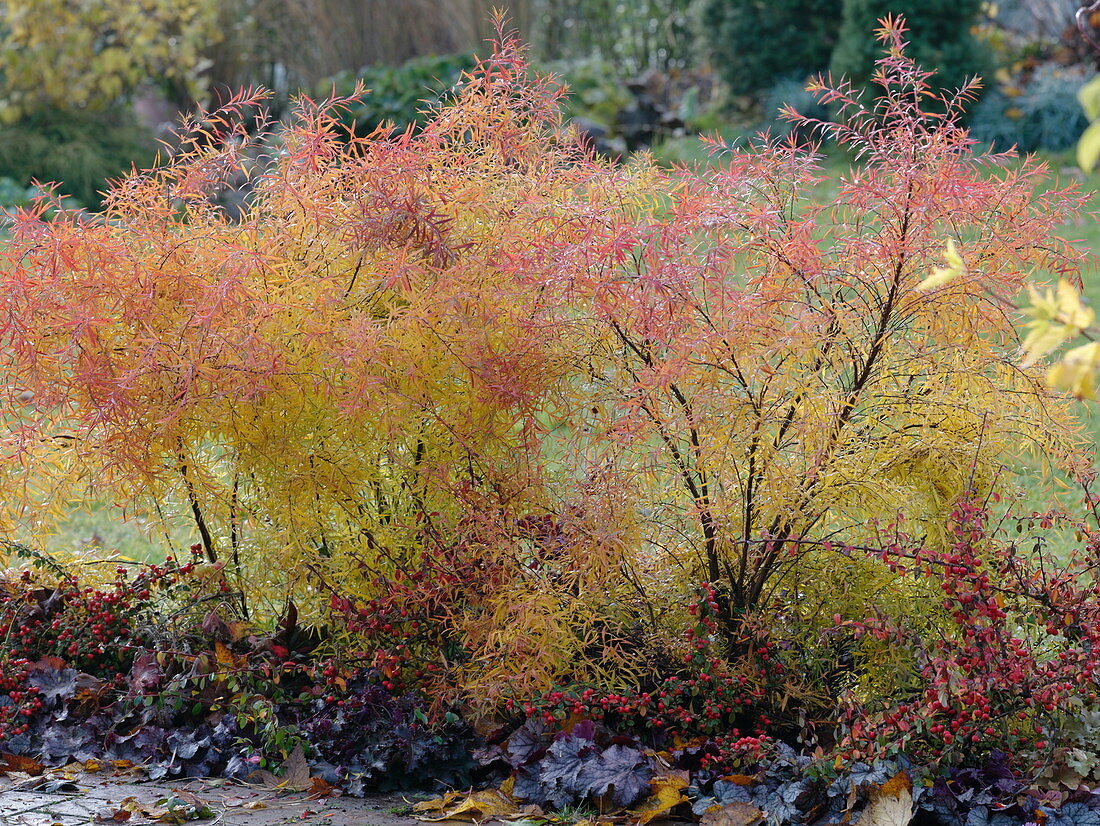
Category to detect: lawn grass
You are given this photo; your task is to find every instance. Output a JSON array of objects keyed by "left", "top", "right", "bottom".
[{"left": 33, "top": 499, "right": 198, "bottom": 563}]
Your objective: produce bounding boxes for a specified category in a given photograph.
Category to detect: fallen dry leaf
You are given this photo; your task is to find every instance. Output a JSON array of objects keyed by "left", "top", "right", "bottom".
[
  {"left": 629, "top": 771, "right": 690, "bottom": 825},
  {"left": 414, "top": 788, "right": 519, "bottom": 822},
  {"left": 306, "top": 776, "right": 334, "bottom": 799},
  {"left": 0, "top": 753, "right": 45, "bottom": 776},
  {"left": 722, "top": 774, "right": 756, "bottom": 787},
  {"left": 700, "top": 801, "right": 765, "bottom": 826},
  {"left": 94, "top": 796, "right": 147, "bottom": 823},
  {"left": 94, "top": 809, "right": 132, "bottom": 823},
  {"left": 245, "top": 744, "right": 312, "bottom": 792},
  {"left": 856, "top": 772, "right": 913, "bottom": 826}
]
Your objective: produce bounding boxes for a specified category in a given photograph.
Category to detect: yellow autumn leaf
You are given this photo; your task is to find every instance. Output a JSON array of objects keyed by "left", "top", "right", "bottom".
[
  {"left": 915, "top": 239, "right": 966, "bottom": 291},
  {"left": 629, "top": 772, "right": 690, "bottom": 824},
  {"left": 1047, "top": 340, "right": 1100, "bottom": 399},
  {"left": 413, "top": 788, "right": 520, "bottom": 822},
  {"left": 1079, "top": 75, "right": 1100, "bottom": 122},
  {"left": 1021, "top": 279, "right": 1095, "bottom": 367},
  {"left": 214, "top": 640, "right": 247, "bottom": 670}
]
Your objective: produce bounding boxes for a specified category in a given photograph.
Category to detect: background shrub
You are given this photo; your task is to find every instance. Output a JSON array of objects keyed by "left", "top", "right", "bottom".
[
  {"left": 237, "top": 0, "right": 494, "bottom": 92},
  {"left": 830, "top": 0, "right": 991, "bottom": 102},
  {"left": 970, "top": 63, "right": 1095, "bottom": 153},
  {"left": 0, "top": 0, "right": 221, "bottom": 118},
  {"left": 322, "top": 53, "right": 477, "bottom": 136},
  {"left": 0, "top": 109, "right": 157, "bottom": 210},
  {"left": 541, "top": 56, "right": 635, "bottom": 130},
  {"left": 701, "top": 0, "right": 842, "bottom": 99},
  {"left": 522, "top": 0, "right": 699, "bottom": 73},
  {"left": 757, "top": 76, "right": 833, "bottom": 142}
]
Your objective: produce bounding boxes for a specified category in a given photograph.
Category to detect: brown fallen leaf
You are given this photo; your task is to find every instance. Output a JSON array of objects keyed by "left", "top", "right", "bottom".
[
  {"left": 0, "top": 752, "right": 45, "bottom": 776},
  {"left": 413, "top": 788, "right": 519, "bottom": 821},
  {"left": 94, "top": 796, "right": 147, "bottom": 823},
  {"left": 224, "top": 793, "right": 267, "bottom": 808},
  {"left": 722, "top": 774, "right": 757, "bottom": 787},
  {"left": 307, "top": 775, "right": 334, "bottom": 800},
  {"left": 29, "top": 655, "right": 67, "bottom": 673},
  {"left": 245, "top": 744, "right": 312, "bottom": 792},
  {"left": 840, "top": 777, "right": 860, "bottom": 826},
  {"left": 857, "top": 772, "right": 913, "bottom": 826},
  {"left": 94, "top": 808, "right": 132, "bottom": 823},
  {"left": 700, "top": 801, "right": 765, "bottom": 826}
]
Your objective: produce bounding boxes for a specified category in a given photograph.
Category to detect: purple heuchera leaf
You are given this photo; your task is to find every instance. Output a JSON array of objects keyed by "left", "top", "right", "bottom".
[
  {"left": 39, "top": 724, "right": 93, "bottom": 762},
  {"left": 28, "top": 667, "right": 77, "bottom": 707},
  {"left": 540, "top": 735, "right": 591, "bottom": 806},
  {"left": 513, "top": 764, "right": 546, "bottom": 805},
  {"left": 106, "top": 724, "right": 169, "bottom": 763},
  {"left": 168, "top": 729, "right": 210, "bottom": 761},
  {"left": 507, "top": 718, "right": 548, "bottom": 767},
  {"left": 578, "top": 744, "right": 651, "bottom": 808},
  {"left": 472, "top": 744, "right": 507, "bottom": 767},
  {"left": 1044, "top": 803, "right": 1100, "bottom": 826},
  {"left": 570, "top": 719, "right": 597, "bottom": 742}
]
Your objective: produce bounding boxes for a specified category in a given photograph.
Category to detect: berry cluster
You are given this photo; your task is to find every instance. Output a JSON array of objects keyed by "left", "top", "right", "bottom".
[
  {"left": 515, "top": 585, "right": 775, "bottom": 773},
  {"left": 838, "top": 500, "right": 1100, "bottom": 768},
  {"left": 0, "top": 660, "right": 41, "bottom": 741},
  {"left": 0, "top": 555, "right": 198, "bottom": 680}
]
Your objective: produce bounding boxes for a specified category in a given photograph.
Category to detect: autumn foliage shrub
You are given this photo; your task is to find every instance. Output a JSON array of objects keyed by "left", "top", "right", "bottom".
[
  {"left": 0, "top": 18, "right": 1091, "bottom": 736},
  {"left": 0, "top": 41, "right": 645, "bottom": 705}
]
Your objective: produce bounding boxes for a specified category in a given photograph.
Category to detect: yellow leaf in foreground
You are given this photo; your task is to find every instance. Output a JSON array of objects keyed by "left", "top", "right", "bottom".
[
  {"left": 629, "top": 772, "right": 690, "bottom": 824},
  {"left": 856, "top": 772, "right": 913, "bottom": 826},
  {"left": 413, "top": 788, "right": 520, "bottom": 822},
  {"left": 1047, "top": 341, "right": 1100, "bottom": 399},
  {"left": 1021, "top": 279, "right": 1095, "bottom": 367},
  {"left": 1079, "top": 119, "right": 1100, "bottom": 172},
  {"left": 916, "top": 239, "right": 967, "bottom": 291}
]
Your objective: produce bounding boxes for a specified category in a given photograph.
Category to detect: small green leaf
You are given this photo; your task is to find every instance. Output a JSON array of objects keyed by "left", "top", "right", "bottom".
[{"left": 1077, "top": 120, "right": 1100, "bottom": 172}]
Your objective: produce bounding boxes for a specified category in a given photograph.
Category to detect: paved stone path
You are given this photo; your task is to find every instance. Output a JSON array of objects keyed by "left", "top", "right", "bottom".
[{"left": 0, "top": 770, "right": 427, "bottom": 826}]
